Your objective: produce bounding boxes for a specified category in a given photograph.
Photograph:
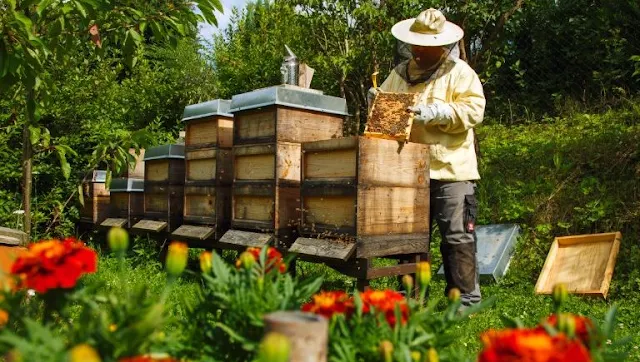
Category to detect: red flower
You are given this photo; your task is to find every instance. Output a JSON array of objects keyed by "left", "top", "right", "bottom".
[
  {"left": 359, "top": 290, "right": 409, "bottom": 327},
  {"left": 302, "top": 290, "right": 354, "bottom": 319},
  {"left": 478, "top": 328, "right": 592, "bottom": 362},
  {"left": 542, "top": 314, "right": 593, "bottom": 346},
  {"left": 10, "top": 238, "right": 97, "bottom": 294},
  {"left": 236, "top": 247, "right": 287, "bottom": 274}
]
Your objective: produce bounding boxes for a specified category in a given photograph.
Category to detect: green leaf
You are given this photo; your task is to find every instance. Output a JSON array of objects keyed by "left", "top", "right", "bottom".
[
  {"left": 55, "top": 147, "right": 71, "bottom": 179},
  {"left": 14, "top": 12, "right": 34, "bottom": 32},
  {"left": 29, "top": 126, "right": 41, "bottom": 146},
  {"left": 37, "top": 0, "right": 55, "bottom": 15},
  {"left": 105, "top": 170, "right": 111, "bottom": 189},
  {"left": 78, "top": 184, "right": 84, "bottom": 207},
  {"left": 73, "top": 0, "right": 88, "bottom": 18}
]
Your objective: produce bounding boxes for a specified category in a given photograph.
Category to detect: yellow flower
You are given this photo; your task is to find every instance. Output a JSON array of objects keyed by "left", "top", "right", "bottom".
[
  {"left": 236, "top": 251, "right": 256, "bottom": 270},
  {"left": 448, "top": 288, "right": 461, "bottom": 303},
  {"left": 411, "top": 350, "right": 421, "bottom": 362},
  {"left": 426, "top": 348, "right": 439, "bottom": 362},
  {"left": 402, "top": 274, "right": 414, "bottom": 293},
  {"left": 257, "top": 332, "right": 291, "bottom": 362},
  {"left": 109, "top": 323, "right": 117, "bottom": 332},
  {"left": 416, "top": 261, "right": 431, "bottom": 288},
  {"left": 107, "top": 227, "right": 129, "bottom": 253},
  {"left": 165, "top": 242, "right": 188, "bottom": 276},
  {"left": 379, "top": 340, "right": 394, "bottom": 362},
  {"left": 69, "top": 344, "right": 101, "bottom": 362},
  {"left": 199, "top": 251, "right": 212, "bottom": 274}
]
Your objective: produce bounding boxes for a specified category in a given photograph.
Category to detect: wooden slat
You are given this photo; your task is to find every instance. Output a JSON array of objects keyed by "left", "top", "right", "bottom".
[
  {"left": 358, "top": 137, "right": 429, "bottom": 188},
  {"left": 303, "top": 196, "right": 355, "bottom": 229},
  {"left": 366, "top": 263, "right": 419, "bottom": 280},
  {"left": 219, "top": 229, "right": 274, "bottom": 248},
  {"left": 234, "top": 195, "right": 274, "bottom": 222},
  {"left": 146, "top": 160, "right": 169, "bottom": 182},
  {"left": 100, "top": 218, "right": 127, "bottom": 228},
  {"left": 235, "top": 154, "right": 275, "bottom": 180},
  {"left": 276, "top": 107, "right": 343, "bottom": 143},
  {"left": 302, "top": 136, "right": 358, "bottom": 152},
  {"left": 235, "top": 109, "right": 276, "bottom": 142},
  {"left": 186, "top": 148, "right": 216, "bottom": 160},
  {"left": 289, "top": 237, "right": 355, "bottom": 261},
  {"left": 218, "top": 118, "right": 234, "bottom": 148},
  {"left": 131, "top": 220, "right": 167, "bottom": 232},
  {"left": 276, "top": 142, "right": 301, "bottom": 183},
  {"left": 186, "top": 118, "right": 219, "bottom": 147},
  {"left": 172, "top": 225, "right": 215, "bottom": 240},
  {"left": 357, "top": 187, "right": 428, "bottom": 235},
  {"left": 0, "top": 227, "right": 27, "bottom": 246},
  {"left": 304, "top": 149, "right": 356, "bottom": 180},
  {"left": 356, "top": 233, "right": 429, "bottom": 258}
]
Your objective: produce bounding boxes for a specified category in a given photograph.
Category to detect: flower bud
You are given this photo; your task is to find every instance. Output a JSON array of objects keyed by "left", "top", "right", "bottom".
[
  {"left": 257, "top": 276, "right": 265, "bottom": 291},
  {"left": 200, "top": 251, "right": 212, "bottom": 274},
  {"left": 426, "top": 348, "right": 439, "bottom": 362},
  {"left": 165, "top": 242, "right": 188, "bottom": 276},
  {"left": 448, "top": 288, "right": 461, "bottom": 303},
  {"left": 257, "top": 332, "right": 291, "bottom": 362},
  {"left": 402, "top": 275, "right": 414, "bottom": 293},
  {"left": 557, "top": 313, "right": 576, "bottom": 338},
  {"left": 0, "top": 309, "right": 8, "bottom": 327},
  {"left": 416, "top": 262, "right": 431, "bottom": 288},
  {"left": 237, "top": 251, "right": 256, "bottom": 270},
  {"left": 379, "top": 340, "right": 393, "bottom": 362},
  {"left": 69, "top": 344, "right": 101, "bottom": 362},
  {"left": 107, "top": 227, "right": 129, "bottom": 253},
  {"left": 553, "top": 283, "right": 568, "bottom": 308},
  {"left": 411, "top": 351, "right": 421, "bottom": 362}
]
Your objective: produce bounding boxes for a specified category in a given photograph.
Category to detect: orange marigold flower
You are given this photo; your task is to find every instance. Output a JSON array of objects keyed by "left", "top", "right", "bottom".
[
  {"left": 302, "top": 290, "right": 354, "bottom": 319},
  {"left": 359, "top": 289, "right": 409, "bottom": 327},
  {"left": 478, "top": 328, "right": 592, "bottom": 362},
  {"left": 0, "top": 309, "right": 8, "bottom": 327},
  {"left": 10, "top": 238, "right": 97, "bottom": 294},
  {"left": 236, "top": 247, "right": 287, "bottom": 274},
  {"left": 542, "top": 314, "right": 594, "bottom": 347}
]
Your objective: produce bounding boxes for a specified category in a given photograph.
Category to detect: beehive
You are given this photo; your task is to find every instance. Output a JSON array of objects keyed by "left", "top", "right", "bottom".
[
  {"left": 118, "top": 148, "right": 146, "bottom": 179},
  {"left": 100, "top": 178, "right": 144, "bottom": 229},
  {"left": 291, "top": 136, "right": 430, "bottom": 260},
  {"left": 131, "top": 144, "right": 185, "bottom": 234},
  {"left": 219, "top": 85, "right": 348, "bottom": 250},
  {"left": 79, "top": 170, "right": 111, "bottom": 225},
  {"left": 171, "top": 100, "right": 234, "bottom": 246}
]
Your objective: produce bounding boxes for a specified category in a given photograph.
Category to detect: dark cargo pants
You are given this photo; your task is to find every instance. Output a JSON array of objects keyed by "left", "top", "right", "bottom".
[{"left": 430, "top": 180, "right": 481, "bottom": 306}]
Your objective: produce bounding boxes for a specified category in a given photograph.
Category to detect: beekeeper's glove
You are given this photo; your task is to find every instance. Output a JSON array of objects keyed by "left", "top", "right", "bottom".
[
  {"left": 407, "top": 103, "right": 453, "bottom": 126},
  {"left": 367, "top": 87, "right": 380, "bottom": 112}
]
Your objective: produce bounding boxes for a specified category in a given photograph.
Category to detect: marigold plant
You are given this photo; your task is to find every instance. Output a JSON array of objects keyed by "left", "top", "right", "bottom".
[
  {"left": 301, "top": 290, "right": 354, "bottom": 320},
  {"left": 478, "top": 328, "right": 592, "bottom": 362},
  {"left": 10, "top": 237, "right": 97, "bottom": 293},
  {"left": 235, "top": 247, "right": 287, "bottom": 274},
  {"left": 541, "top": 313, "right": 593, "bottom": 347},
  {"left": 360, "top": 289, "right": 409, "bottom": 327}
]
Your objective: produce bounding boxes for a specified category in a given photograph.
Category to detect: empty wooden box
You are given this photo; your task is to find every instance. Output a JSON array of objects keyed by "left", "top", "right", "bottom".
[
  {"left": 131, "top": 145, "right": 185, "bottom": 234},
  {"left": 535, "top": 232, "right": 622, "bottom": 299},
  {"left": 79, "top": 170, "right": 111, "bottom": 225},
  {"left": 219, "top": 85, "right": 348, "bottom": 250},
  {"left": 100, "top": 178, "right": 144, "bottom": 229},
  {"left": 172, "top": 100, "right": 234, "bottom": 245},
  {"left": 292, "top": 136, "right": 430, "bottom": 260}
]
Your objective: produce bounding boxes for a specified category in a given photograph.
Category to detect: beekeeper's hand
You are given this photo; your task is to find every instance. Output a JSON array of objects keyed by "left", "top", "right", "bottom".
[
  {"left": 407, "top": 103, "right": 453, "bottom": 126},
  {"left": 367, "top": 87, "right": 381, "bottom": 112}
]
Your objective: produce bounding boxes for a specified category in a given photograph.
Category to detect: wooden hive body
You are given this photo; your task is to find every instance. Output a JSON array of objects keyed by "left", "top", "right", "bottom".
[
  {"left": 118, "top": 148, "right": 146, "bottom": 179},
  {"left": 131, "top": 145, "right": 185, "bottom": 234},
  {"left": 295, "top": 136, "right": 430, "bottom": 259},
  {"left": 101, "top": 178, "right": 145, "bottom": 229},
  {"left": 171, "top": 100, "right": 236, "bottom": 246},
  {"left": 220, "top": 85, "right": 348, "bottom": 250},
  {"left": 79, "top": 170, "right": 110, "bottom": 225}
]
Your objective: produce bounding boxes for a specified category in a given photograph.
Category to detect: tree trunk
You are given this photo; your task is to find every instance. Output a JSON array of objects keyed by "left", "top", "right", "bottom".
[
  {"left": 263, "top": 311, "right": 328, "bottom": 362},
  {"left": 21, "top": 90, "right": 34, "bottom": 238}
]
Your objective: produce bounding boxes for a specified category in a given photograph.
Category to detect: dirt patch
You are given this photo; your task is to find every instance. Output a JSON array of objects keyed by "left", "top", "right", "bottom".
[{"left": 366, "top": 92, "right": 419, "bottom": 138}]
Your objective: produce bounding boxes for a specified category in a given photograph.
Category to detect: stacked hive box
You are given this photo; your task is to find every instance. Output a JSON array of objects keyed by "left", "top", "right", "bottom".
[
  {"left": 101, "top": 148, "right": 146, "bottom": 229},
  {"left": 219, "top": 85, "right": 347, "bottom": 250},
  {"left": 131, "top": 145, "right": 185, "bottom": 234},
  {"left": 170, "top": 100, "right": 234, "bottom": 247},
  {"left": 79, "top": 170, "right": 110, "bottom": 226},
  {"left": 289, "top": 136, "right": 430, "bottom": 290}
]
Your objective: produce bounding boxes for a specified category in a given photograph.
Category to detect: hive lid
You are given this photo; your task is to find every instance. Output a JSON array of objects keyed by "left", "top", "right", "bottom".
[
  {"left": 229, "top": 84, "right": 349, "bottom": 116},
  {"left": 92, "top": 170, "right": 108, "bottom": 183},
  {"left": 143, "top": 144, "right": 185, "bottom": 161},
  {"left": 109, "top": 178, "right": 144, "bottom": 192},
  {"left": 182, "top": 99, "right": 232, "bottom": 121}
]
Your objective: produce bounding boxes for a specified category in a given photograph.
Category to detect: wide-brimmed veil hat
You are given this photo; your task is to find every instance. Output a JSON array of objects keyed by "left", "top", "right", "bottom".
[{"left": 391, "top": 8, "right": 464, "bottom": 47}]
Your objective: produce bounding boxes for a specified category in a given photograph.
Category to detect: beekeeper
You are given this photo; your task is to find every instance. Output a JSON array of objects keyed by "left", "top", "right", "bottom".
[{"left": 370, "top": 8, "right": 485, "bottom": 309}]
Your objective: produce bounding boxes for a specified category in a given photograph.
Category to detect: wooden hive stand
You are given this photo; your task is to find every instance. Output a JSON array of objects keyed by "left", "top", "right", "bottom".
[
  {"left": 79, "top": 170, "right": 111, "bottom": 227},
  {"left": 131, "top": 144, "right": 185, "bottom": 236},
  {"left": 289, "top": 136, "right": 430, "bottom": 290},
  {"left": 170, "top": 99, "right": 235, "bottom": 248},
  {"left": 218, "top": 84, "right": 348, "bottom": 253}
]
